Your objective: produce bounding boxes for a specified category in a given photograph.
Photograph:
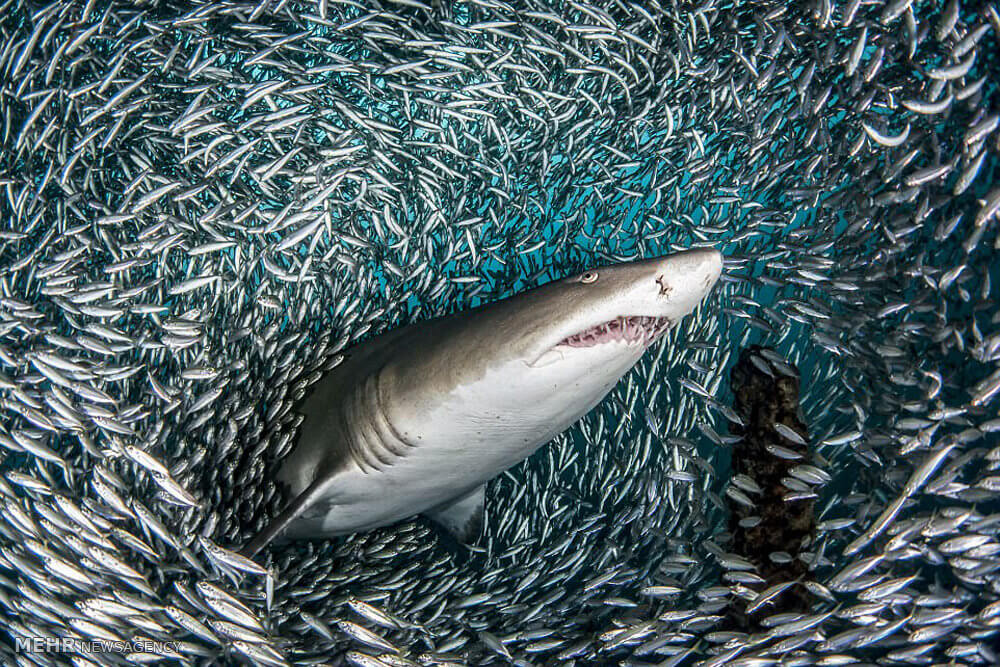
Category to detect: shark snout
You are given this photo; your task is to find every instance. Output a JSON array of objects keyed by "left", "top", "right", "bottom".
[
  {"left": 663, "top": 248, "right": 722, "bottom": 283},
  {"left": 652, "top": 248, "right": 723, "bottom": 316},
  {"left": 691, "top": 248, "right": 724, "bottom": 287}
]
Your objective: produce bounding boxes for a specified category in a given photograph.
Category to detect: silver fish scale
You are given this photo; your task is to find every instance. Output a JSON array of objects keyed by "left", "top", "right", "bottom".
[{"left": 1, "top": 0, "right": 998, "bottom": 664}]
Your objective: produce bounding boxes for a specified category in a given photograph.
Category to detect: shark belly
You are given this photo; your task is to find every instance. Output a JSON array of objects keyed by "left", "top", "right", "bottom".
[
  {"left": 284, "top": 343, "right": 646, "bottom": 538},
  {"left": 287, "top": 439, "right": 498, "bottom": 537}
]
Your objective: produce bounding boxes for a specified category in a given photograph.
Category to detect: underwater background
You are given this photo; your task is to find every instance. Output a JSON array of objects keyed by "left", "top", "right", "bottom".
[{"left": 1, "top": 0, "right": 999, "bottom": 664}]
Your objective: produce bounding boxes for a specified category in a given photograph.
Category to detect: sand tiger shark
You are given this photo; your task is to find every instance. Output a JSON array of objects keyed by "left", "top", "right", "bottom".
[{"left": 243, "top": 248, "right": 723, "bottom": 556}]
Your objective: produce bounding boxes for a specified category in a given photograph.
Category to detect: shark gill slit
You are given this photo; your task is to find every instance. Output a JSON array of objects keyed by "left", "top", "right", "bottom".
[
  {"left": 373, "top": 366, "right": 415, "bottom": 458},
  {"left": 347, "top": 375, "right": 383, "bottom": 474},
  {"left": 362, "top": 372, "right": 397, "bottom": 471}
]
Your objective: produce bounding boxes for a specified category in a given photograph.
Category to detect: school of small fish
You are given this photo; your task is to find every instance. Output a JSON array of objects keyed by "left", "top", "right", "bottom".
[{"left": 1, "top": 0, "right": 998, "bottom": 665}]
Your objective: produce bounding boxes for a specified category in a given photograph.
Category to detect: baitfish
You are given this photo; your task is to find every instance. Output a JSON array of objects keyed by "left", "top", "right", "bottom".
[{"left": 243, "top": 249, "right": 723, "bottom": 555}]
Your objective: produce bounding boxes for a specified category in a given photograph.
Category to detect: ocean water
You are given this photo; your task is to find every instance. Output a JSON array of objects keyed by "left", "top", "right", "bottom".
[{"left": 1, "top": 0, "right": 999, "bottom": 665}]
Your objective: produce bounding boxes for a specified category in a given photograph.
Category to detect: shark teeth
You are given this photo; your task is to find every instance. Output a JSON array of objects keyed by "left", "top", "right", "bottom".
[{"left": 558, "top": 316, "right": 671, "bottom": 348}]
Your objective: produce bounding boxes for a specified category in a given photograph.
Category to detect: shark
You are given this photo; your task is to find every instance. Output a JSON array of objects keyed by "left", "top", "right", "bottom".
[{"left": 243, "top": 248, "right": 723, "bottom": 556}]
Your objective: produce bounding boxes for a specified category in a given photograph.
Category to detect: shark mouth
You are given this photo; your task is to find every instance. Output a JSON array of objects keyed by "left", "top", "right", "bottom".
[{"left": 557, "top": 316, "right": 672, "bottom": 349}]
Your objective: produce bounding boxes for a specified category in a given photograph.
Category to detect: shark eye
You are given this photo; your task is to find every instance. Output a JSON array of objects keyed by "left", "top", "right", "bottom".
[{"left": 580, "top": 271, "right": 598, "bottom": 284}]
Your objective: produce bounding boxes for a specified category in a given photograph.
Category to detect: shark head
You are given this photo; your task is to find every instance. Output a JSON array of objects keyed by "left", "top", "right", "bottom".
[
  {"left": 515, "top": 248, "right": 724, "bottom": 370},
  {"left": 366, "top": 247, "right": 725, "bottom": 479}
]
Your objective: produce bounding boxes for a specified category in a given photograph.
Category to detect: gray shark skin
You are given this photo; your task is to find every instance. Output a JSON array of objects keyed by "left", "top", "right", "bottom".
[{"left": 243, "top": 248, "right": 723, "bottom": 556}]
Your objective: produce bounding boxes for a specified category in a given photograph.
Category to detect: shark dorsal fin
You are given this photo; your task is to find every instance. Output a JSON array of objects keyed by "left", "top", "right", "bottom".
[{"left": 425, "top": 484, "right": 485, "bottom": 543}]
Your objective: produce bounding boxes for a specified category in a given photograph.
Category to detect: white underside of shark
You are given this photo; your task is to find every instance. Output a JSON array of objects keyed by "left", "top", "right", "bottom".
[{"left": 243, "top": 248, "right": 723, "bottom": 555}]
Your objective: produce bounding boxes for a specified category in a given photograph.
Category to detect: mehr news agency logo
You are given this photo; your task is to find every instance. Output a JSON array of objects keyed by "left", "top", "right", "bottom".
[{"left": 16, "top": 637, "right": 181, "bottom": 655}]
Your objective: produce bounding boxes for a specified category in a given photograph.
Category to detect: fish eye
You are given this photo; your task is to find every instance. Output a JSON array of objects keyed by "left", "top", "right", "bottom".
[{"left": 580, "top": 271, "right": 598, "bottom": 284}]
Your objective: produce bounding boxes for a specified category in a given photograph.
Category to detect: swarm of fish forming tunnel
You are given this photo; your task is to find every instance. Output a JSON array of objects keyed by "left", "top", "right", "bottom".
[{"left": 1, "top": 0, "right": 999, "bottom": 665}]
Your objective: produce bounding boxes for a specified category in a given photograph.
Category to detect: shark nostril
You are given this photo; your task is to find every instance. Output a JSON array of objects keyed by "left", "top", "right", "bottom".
[{"left": 655, "top": 275, "right": 672, "bottom": 297}]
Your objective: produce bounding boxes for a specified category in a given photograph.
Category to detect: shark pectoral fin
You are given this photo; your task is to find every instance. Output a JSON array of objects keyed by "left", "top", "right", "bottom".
[
  {"left": 425, "top": 484, "right": 486, "bottom": 543},
  {"left": 242, "top": 476, "right": 331, "bottom": 557}
]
